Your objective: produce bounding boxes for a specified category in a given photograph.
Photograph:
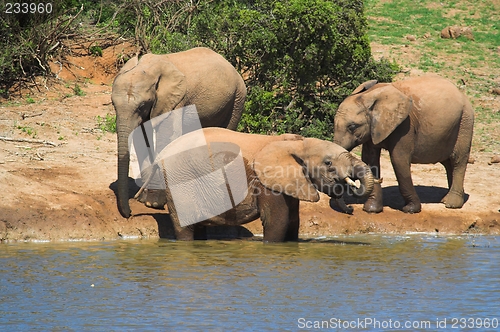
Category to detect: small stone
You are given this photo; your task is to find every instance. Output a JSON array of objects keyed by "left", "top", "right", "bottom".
[
  {"left": 406, "top": 35, "right": 416, "bottom": 41},
  {"left": 461, "top": 26, "right": 474, "bottom": 40},
  {"left": 423, "top": 32, "right": 431, "bottom": 39},
  {"left": 491, "top": 88, "right": 500, "bottom": 95},
  {"left": 467, "top": 156, "right": 475, "bottom": 164},
  {"left": 441, "top": 27, "right": 451, "bottom": 39},
  {"left": 441, "top": 26, "right": 464, "bottom": 39},
  {"left": 449, "top": 26, "right": 462, "bottom": 39},
  {"left": 488, "top": 155, "right": 500, "bottom": 165}
]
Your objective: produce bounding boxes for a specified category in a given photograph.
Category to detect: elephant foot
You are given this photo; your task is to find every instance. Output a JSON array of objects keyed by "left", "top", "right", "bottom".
[
  {"left": 363, "top": 199, "right": 383, "bottom": 213},
  {"left": 402, "top": 201, "right": 421, "bottom": 214},
  {"left": 441, "top": 190, "right": 464, "bottom": 209},
  {"left": 362, "top": 182, "right": 383, "bottom": 213},
  {"left": 136, "top": 189, "right": 167, "bottom": 209},
  {"left": 329, "top": 196, "right": 353, "bottom": 214}
]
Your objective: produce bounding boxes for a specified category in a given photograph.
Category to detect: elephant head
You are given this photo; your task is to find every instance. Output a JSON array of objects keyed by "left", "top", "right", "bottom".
[
  {"left": 112, "top": 54, "right": 186, "bottom": 218},
  {"left": 252, "top": 138, "right": 374, "bottom": 211},
  {"left": 333, "top": 80, "right": 413, "bottom": 151}
]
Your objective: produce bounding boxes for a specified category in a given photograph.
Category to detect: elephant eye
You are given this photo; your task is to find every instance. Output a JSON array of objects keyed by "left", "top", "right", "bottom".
[
  {"left": 324, "top": 160, "right": 332, "bottom": 167},
  {"left": 347, "top": 123, "right": 357, "bottom": 133}
]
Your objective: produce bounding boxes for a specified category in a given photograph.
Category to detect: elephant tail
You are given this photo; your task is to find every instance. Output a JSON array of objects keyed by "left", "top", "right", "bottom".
[{"left": 226, "top": 76, "right": 247, "bottom": 131}]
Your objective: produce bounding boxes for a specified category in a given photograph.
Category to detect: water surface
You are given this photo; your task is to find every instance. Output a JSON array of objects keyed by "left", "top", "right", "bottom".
[{"left": 1, "top": 235, "right": 499, "bottom": 331}]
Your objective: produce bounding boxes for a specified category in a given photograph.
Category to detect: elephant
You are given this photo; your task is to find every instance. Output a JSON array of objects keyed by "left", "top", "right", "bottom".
[
  {"left": 333, "top": 74, "right": 474, "bottom": 213},
  {"left": 142, "top": 127, "right": 375, "bottom": 242},
  {"left": 111, "top": 47, "right": 247, "bottom": 218}
]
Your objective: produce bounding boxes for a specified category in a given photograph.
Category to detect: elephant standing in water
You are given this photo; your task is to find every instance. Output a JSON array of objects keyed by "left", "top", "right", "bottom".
[
  {"left": 333, "top": 75, "right": 474, "bottom": 213},
  {"left": 143, "top": 128, "right": 374, "bottom": 242},
  {"left": 112, "top": 47, "right": 246, "bottom": 218}
]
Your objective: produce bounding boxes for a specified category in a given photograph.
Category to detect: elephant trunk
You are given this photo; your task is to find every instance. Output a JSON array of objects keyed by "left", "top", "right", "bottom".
[
  {"left": 116, "top": 117, "right": 133, "bottom": 218},
  {"left": 349, "top": 157, "right": 374, "bottom": 198}
]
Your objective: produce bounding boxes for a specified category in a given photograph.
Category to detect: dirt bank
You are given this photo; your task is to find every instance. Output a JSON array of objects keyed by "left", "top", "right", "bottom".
[{"left": 0, "top": 44, "right": 499, "bottom": 242}]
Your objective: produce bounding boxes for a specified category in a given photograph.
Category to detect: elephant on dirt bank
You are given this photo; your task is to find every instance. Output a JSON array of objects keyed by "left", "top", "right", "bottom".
[
  {"left": 141, "top": 128, "right": 374, "bottom": 242},
  {"left": 333, "top": 74, "right": 474, "bottom": 214},
  {"left": 112, "top": 47, "right": 247, "bottom": 218}
]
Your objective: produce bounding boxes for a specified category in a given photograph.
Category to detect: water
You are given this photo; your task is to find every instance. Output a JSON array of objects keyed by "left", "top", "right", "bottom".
[{"left": 1, "top": 235, "right": 499, "bottom": 331}]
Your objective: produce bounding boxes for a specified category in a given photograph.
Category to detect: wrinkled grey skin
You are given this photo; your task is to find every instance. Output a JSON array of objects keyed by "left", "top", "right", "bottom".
[
  {"left": 146, "top": 128, "right": 374, "bottom": 242},
  {"left": 112, "top": 47, "right": 246, "bottom": 218},
  {"left": 333, "top": 75, "right": 474, "bottom": 213}
]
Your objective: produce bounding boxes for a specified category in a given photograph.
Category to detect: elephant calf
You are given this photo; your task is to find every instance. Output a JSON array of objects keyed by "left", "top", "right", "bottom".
[
  {"left": 140, "top": 128, "right": 374, "bottom": 242},
  {"left": 334, "top": 74, "right": 474, "bottom": 213}
]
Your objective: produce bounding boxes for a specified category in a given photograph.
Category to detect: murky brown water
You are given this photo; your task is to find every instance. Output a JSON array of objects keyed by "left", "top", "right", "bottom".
[{"left": 1, "top": 235, "right": 499, "bottom": 330}]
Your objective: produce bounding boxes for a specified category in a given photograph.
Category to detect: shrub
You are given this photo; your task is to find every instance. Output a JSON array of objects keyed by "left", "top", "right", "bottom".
[
  {"left": 3, "top": 0, "right": 398, "bottom": 140},
  {"left": 181, "top": 0, "right": 398, "bottom": 138}
]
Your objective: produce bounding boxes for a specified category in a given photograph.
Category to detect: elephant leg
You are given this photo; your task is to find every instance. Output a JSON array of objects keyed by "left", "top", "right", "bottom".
[
  {"left": 136, "top": 189, "right": 168, "bottom": 209},
  {"left": 330, "top": 195, "right": 354, "bottom": 214},
  {"left": 440, "top": 159, "right": 454, "bottom": 188},
  {"left": 193, "top": 224, "right": 208, "bottom": 240},
  {"left": 284, "top": 196, "right": 300, "bottom": 242},
  {"left": 258, "top": 189, "right": 292, "bottom": 242},
  {"left": 440, "top": 157, "right": 467, "bottom": 209},
  {"left": 440, "top": 112, "right": 472, "bottom": 209},
  {"left": 165, "top": 191, "right": 195, "bottom": 240},
  {"left": 362, "top": 143, "right": 383, "bottom": 213},
  {"left": 390, "top": 146, "right": 421, "bottom": 213}
]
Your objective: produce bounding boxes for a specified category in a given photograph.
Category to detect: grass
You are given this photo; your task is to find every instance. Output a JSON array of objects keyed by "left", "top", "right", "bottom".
[
  {"left": 96, "top": 113, "right": 117, "bottom": 133},
  {"left": 25, "top": 96, "right": 35, "bottom": 104},
  {"left": 73, "top": 84, "right": 86, "bottom": 96},
  {"left": 365, "top": 0, "right": 500, "bottom": 152},
  {"left": 16, "top": 123, "right": 37, "bottom": 138}
]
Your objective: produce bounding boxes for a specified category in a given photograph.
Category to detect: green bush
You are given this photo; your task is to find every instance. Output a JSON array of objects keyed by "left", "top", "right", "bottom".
[
  {"left": 0, "top": 0, "right": 115, "bottom": 91},
  {"left": 2, "top": 0, "right": 398, "bottom": 139},
  {"left": 179, "top": 0, "right": 397, "bottom": 138},
  {"left": 96, "top": 113, "right": 117, "bottom": 133}
]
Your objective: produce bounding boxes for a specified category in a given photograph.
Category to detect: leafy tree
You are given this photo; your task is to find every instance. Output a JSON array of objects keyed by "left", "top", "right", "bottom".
[
  {"left": 1, "top": 0, "right": 398, "bottom": 140},
  {"left": 0, "top": 0, "right": 101, "bottom": 91},
  {"left": 169, "top": 0, "right": 398, "bottom": 138}
]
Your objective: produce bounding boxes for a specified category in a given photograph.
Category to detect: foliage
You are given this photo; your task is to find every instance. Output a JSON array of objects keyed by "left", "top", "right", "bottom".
[
  {"left": 73, "top": 84, "right": 85, "bottom": 96},
  {"left": 0, "top": 1, "right": 81, "bottom": 89},
  {"left": 2, "top": 0, "right": 398, "bottom": 139},
  {"left": 96, "top": 113, "right": 117, "bottom": 133},
  {"left": 0, "top": 0, "right": 121, "bottom": 91},
  {"left": 114, "top": 0, "right": 397, "bottom": 139}
]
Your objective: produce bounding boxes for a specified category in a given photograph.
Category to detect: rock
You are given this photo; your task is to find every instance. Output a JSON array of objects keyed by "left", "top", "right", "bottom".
[
  {"left": 440, "top": 26, "right": 474, "bottom": 40},
  {"left": 461, "top": 26, "right": 474, "bottom": 40},
  {"left": 449, "top": 26, "right": 462, "bottom": 38},
  {"left": 406, "top": 35, "right": 416, "bottom": 41},
  {"left": 488, "top": 155, "right": 500, "bottom": 165},
  {"left": 491, "top": 88, "right": 500, "bottom": 95},
  {"left": 468, "top": 156, "right": 475, "bottom": 164},
  {"left": 423, "top": 32, "right": 431, "bottom": 39},
  {"left": 441, "top": 27, "right": 451, "bottom": 39}
]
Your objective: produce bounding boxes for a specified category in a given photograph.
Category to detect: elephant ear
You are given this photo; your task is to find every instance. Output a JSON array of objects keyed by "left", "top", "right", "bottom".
[
  {"left": 150, "top": 56, "right": 187, "bottom": 119},
  {"left": 252, "top": 140, "right": 320, "bottom": 202},
  {"left": 359, "top": 85, "right": 412, "bottom": 145},
  {"left": 116, "top": 56, "right": 139, "bottom": 77},
  {"left": 351, "top": 80, "right": 378, "bottom": 95}
]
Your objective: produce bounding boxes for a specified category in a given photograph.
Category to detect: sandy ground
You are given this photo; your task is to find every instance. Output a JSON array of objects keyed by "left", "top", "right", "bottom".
[{"left": 0, "top": 43, "right": 499, "bottom": 242}]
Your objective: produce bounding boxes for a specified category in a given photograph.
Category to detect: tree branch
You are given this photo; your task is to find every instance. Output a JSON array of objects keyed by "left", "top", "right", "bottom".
[{"left": 0, "top": 136, "right": 58, "bottom": 147}]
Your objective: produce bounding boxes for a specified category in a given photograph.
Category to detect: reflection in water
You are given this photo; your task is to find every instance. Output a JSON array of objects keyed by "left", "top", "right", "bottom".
[{"left": 0, "top": 235, "right": 499, "bottom": 330}]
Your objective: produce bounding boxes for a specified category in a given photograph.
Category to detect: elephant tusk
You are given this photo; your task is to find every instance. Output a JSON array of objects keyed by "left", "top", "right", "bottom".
[{"left": 345, "top": 177, "right": 361, "bottom": 189}]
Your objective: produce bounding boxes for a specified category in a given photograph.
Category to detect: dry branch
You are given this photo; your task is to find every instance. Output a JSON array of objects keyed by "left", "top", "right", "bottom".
[{"left": 0, "top": 136, "right": 58, "bottom": 147}]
